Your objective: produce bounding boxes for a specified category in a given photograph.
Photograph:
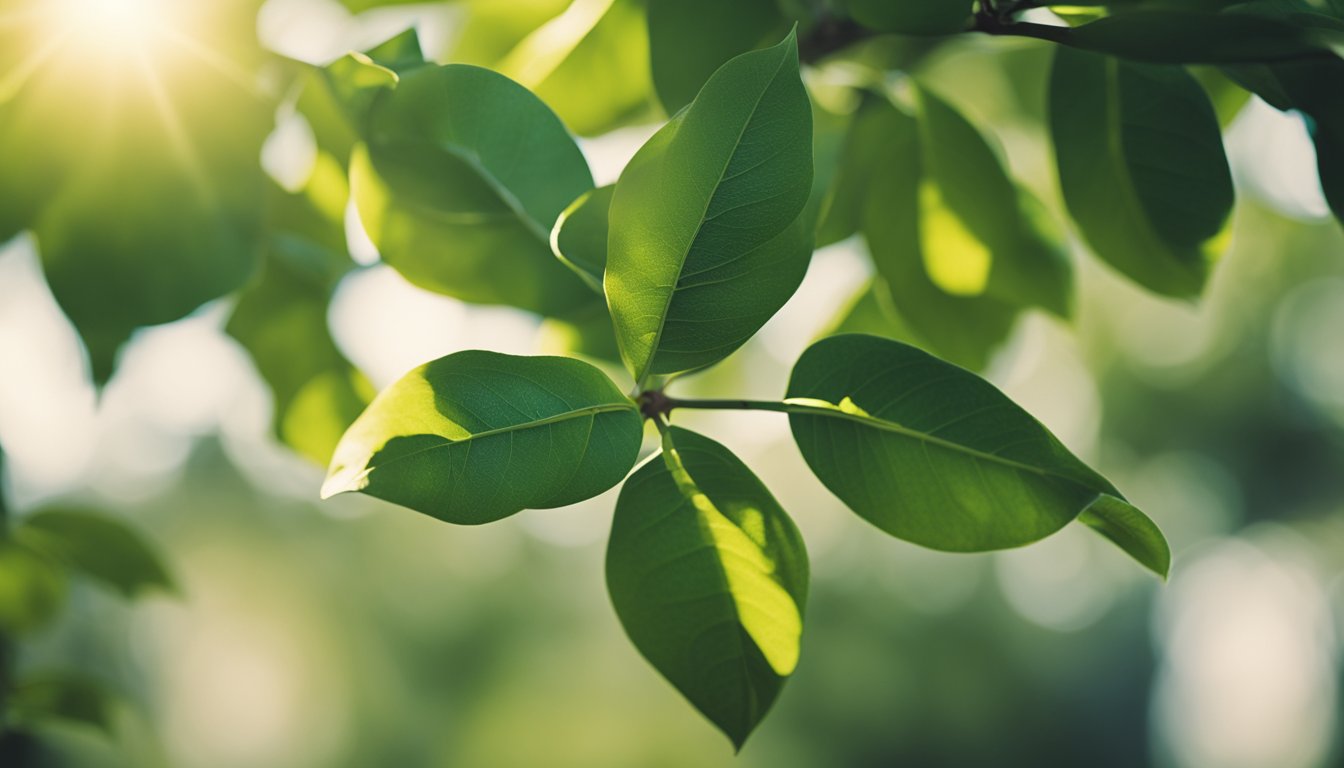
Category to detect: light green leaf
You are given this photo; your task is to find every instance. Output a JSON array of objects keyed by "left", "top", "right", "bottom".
[
  {"left": 843, "top": 0, "right": 973, "bottom": 36},
  {"left": 606, "top": 31, "right": 813, "bottom": 384},
  {"left": 15, "top": 510, "right": 174, "bottom": 599},
  {"left": 607, "top": 426, "right": 808, "bottom": 750},
  {"left": 857, "top": 97, "right": 1017, "bottom": 371},
  {"left": 323, "top": 352, "right": 643, "bottom": 524},
  {"left": 1050, "top": 47, "right": 1234, "bottom": 298},
  {"left": 647, "top": 0, "right": 789, "bottom": 115},
  {"left": 786, "top": 335, "right": 1168, "bottom": 573},
  {"left": 551, "top": 185, "right": 615, "bottom": 292},
  {"left": 353, "top": 64, "right": 598, "bottom": 315},
  {"left": 364, "top": 27, "right": 426, "bottom": 73},
  {"left": 498, "top": 0, "right": 653, "bottom": 136},
  {"left": 913, "top": 85, "right": 1072, "bottom": 318},
  {"left": 6, "top": 674, "right": 118, "bottom": 735}
]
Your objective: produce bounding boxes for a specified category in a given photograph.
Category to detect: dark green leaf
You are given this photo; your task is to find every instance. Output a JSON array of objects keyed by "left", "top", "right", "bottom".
[
  {"left": 607, "top": 427, "right": 808, "bottom": 749},
  {"left": 6, "top": 674, "right": 118, "bottom": 735},
  {"left": 786, "top": 335, "right": 1168, "bottom": 573},
  {"left": 323, "top": 352, "right": 643, "bottom": 524},
  {"left": 498, "top": 0, "right": 654, "bottom": 136},
  {"left": 1050, "top": 47, "right": 1234, "bottom": 297},
  {"left": 16, "top": 510, "right": 174, "bottom": 599},
  {"left": 647, "top": 0, "right": 789, "bottom": 114},
  {"left": 1063, "top": 9, "right": 1337, "bottom": 63},
  {"left": 353, "top": 64, "right": 597, "bottom": 315},
  {"left": 606, "top": 31, "right": 813, "bottom": 383},
  {"left": 551, "top": 185, "right": 615, "bottom": 292},
  {"left": 843, "top": 0, "right": 973, "bottom": 36}
]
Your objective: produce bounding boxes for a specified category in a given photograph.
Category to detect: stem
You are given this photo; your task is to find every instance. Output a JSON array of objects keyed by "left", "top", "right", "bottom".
[
  {"left": 665, "top": 398, "right": 793, "bottom": 415},
  {"left": 972, "top": 15, "right": 1070, "bottom": 44}
]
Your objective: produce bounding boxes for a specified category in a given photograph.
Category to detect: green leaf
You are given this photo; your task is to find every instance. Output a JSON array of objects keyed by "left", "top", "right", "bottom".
[
  {"left": 498, "top": 0, "right": 654, "bottom": 136},
  {"left": 1062, "top": 8, "right": 1339, "bottom": 63},
  {"left": 606, "top": 31, "right": 814, "bottom": 384},
  {"left": 1078, "top": 496, "right": 1171, "bottom": 579},
  {"left": 913, "top": 85, "right": 1073, "bottom": 318},
  {"left": 856, "top": 97, "right": 1017, "bottom": 371},
  {"left": 647, "top": 0, "right": 789, "bottom": 115},
  {"left": 551, "top": 185, "right": 615, "bottom": 292},
  {"left": 1225, "top": 56, "right": 1344, "bottom": 223},
  {"left": 6, "top": 674, "right": 118, "bottom": 735},
  {"left": 364, "top": 27, "right": 427, "bottom": 73},
  {"left": 15, "top": 510, "right": 174, "bottom": 599},
  {"left": 323, "top": 351, "right": 643, "bottom": 524},
  {"left": 786, "top": 335, "right": 1167, "bottom": 572},
  {"left": 228, "top": 170, "right": 371, "bottom": 465},
  {"left": 843, "top": 0, "right": 973, "bottom": 36},
  {"left": 1050, "top": 47, "right": 1234, "bottom": 298},
  {"left": 607, "top": 426, "right": 808, "bottom": 749},
  {"left": 0, "top": 541, "right": 66, "bottom": 635},
  {"left": 353, "top": 64, "right": 598, "bottom": 315}
]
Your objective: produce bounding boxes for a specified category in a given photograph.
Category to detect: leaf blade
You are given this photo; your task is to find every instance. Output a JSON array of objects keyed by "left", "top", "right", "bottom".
[
  {"left": 607, "top": 427, "right": 807, "bottom": 749},
  {"left": 323, "top": 352, "right": 643, "bottom": 524}
]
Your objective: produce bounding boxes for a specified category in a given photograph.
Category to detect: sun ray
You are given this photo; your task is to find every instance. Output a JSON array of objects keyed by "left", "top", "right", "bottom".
[
  {"left": 133, "top": 51, "right": 213, "bottom": 202},
  {"left": 0, "top": 32, "right": 70, "bottom": 103},
  {"left": 159, "top": 25, "right": 260, "bottom": 94}
]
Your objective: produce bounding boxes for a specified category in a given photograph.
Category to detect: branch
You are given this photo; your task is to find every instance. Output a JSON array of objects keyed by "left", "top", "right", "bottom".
[{"left": 972, "top": 12, "right": 1071, "bottom": 44}]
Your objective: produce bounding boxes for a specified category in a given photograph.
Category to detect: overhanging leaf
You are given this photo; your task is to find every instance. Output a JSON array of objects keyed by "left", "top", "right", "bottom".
[
  {"left": 1050, "top": 47, "right": 1234, "bottom": 298},
  {"left": 606, "top": 30, "right": 813, "bottom": 383},
  {"left": 785, "top": 334, "right": 1168, "bottom": 574},
  {"left": 607, "top": 426, "right": 808, "bottom": 749},
  {"left": 844, "top": 0, "right": 973, "bottom": 36},
  {"left": 323, "top": 352, "right": 643, "bottom": 524}
]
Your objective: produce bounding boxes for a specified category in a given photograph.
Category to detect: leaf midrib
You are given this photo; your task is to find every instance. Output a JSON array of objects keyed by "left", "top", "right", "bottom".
[
  {"left": 333, "top": 401, "right": 635, "bottom": 493},
  {"left": 782, "top": 397, "right": 1106, "bottom": 492}
]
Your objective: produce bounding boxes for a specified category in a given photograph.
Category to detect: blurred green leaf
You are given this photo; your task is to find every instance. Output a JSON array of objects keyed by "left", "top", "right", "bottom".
[
  {"left": 843, "top": 0, "right": 972, "bottom": 36},
  {"left": 856, "top": 97, "right": 1016, "bottom": 371},
  {"left": 647, "top": 0, "right": 789, "bottom": 114},
  {"left": 353, "top": 64, "right": 597, "bottom": 315},
  {"left": 5, "top": 674, "right": 118, "bottom": 735},
  {"left": 607, "top": 31, "right": 813, "bottom": 383},
  {"left": 1050, "top": 47, "right": 1233, "bottom": 298},
  {"left": 0, "top": 541, "right": 66, "bottom": 635},
  {"left": 607, "top": 426, "right": 808, "bottom": 750},
  {"left": 786, "top": 335, "right": 1164, "bottom": 563},
  {"left": 15, "top": 509, "right": 173, "bottom": 599},
  {"left": 551, "top": 185, "right": 614, "bottom": 292},
  {"left": 364, "top": 27, "right": 427, "bottom": 73},
  {"left": 323, "top": 352, "right": 643, "bottom": 524},
  {"left": 498, "top": 0, "right": 654, "bottom": 136},
  {"left": 913, "top": 85, "right": 1073, "bottom": 318}
]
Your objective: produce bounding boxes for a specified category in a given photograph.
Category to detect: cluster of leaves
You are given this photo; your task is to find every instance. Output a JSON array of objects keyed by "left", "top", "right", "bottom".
[
  {"left": 2, "top": 0, "right": 1340, "bottom": 751},
  {"left": 0, "top": 450, "right": 174, "bottom": 755}
]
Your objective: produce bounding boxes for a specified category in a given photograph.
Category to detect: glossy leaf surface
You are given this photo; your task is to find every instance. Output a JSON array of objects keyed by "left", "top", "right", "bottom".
[
  {"left": 324, "top": 352, "right": 643, "bottom": 524},
  {"left": 606, "top": 32, "right": 813, "bottom": 383},
  {"left": 786, "top": 335, "right": 1167, "bottom": 573},
  {"left": 607, "top": 427, "right": 808, "bottom": 749}
]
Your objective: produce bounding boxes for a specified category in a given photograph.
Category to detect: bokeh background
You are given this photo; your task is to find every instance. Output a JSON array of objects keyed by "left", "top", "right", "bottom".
[{"left": 2, "top": 1, "right": 1343, "bottom": 766}]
